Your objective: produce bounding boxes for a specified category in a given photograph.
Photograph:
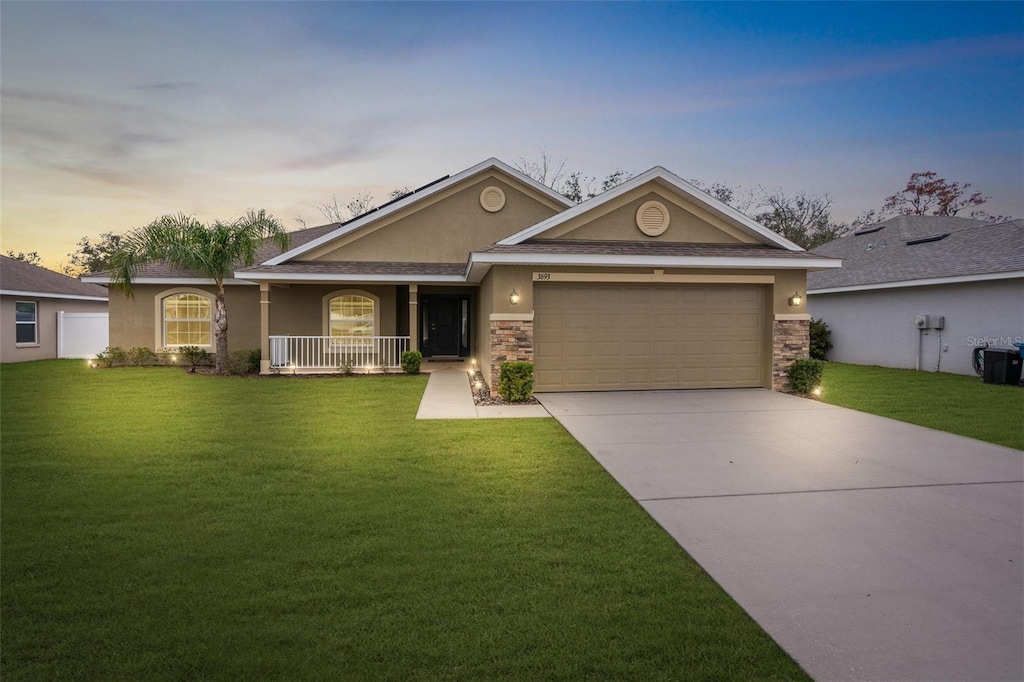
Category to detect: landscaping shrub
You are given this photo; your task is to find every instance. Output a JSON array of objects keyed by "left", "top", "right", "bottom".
[
  {"left": 226, "top": 349, "right": 261, "bottom": 375},
  {"left": 401, "top": 350, "right": 423, "bottom": 374},
  {"left": 788, "top": 358, "right": 825, "bottom": 395},
  {"left": 809, "top": 318, "right": 833, "bottom": 361},
  {"left": 180, "top": 345, "right": 213, "bottom": 373},
  {"left": 95, "top": 346, "right": 126, "bottom": 367},
  {"left": 498, "top": 361, "right": 534, "bottom": 402},
  {"left": 127, "top": 346, "right": 157, "bottom": 366}
]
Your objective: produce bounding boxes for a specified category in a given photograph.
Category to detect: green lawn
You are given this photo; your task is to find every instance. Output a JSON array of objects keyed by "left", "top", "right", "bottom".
[
  {"left": 1, "top": 361, "right": 806, "bottom": 681},
  {"left": 820, "top": 362, "right": 1024, "bottom": 450}
]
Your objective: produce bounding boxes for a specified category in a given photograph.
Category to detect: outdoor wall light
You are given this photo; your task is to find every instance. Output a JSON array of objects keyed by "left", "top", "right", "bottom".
[
  {"left": 788, "top": 291, "right": 803, "bottom": 307},
  {"left": 509, "top": 288, "right": 521, "bottom": 305}
]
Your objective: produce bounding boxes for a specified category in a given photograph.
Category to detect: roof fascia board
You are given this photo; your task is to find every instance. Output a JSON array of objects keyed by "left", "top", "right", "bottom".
[
  {"left": 470, "top": 251, "right": 842, "bottom": 270},
  {"left": 808, "top": 270, "right": 1024, "bottom": 294},
  {"left": 79, "top": 276, "right": 256, "bottom": 286},
  {"left": 233, "top": 272, "right": 465, "bottom": 283},
  {"left": 0, "top": 289, "right": 109, "bottom": 302},
  {"left": 497, "top": 166, "right": 804, "bottom": 251},
  {"left": 263, "top": 158, "right": 572, "bottom": 266}
]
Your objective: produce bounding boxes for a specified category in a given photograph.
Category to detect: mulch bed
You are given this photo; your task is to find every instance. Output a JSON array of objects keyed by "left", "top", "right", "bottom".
[{"left": 469, "top": 371, "right": 540, "bottom": 407}]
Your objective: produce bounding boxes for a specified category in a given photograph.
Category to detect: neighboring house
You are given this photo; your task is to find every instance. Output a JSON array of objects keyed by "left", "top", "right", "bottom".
[
  {"left": 0, "top": 255, "right": 109, "bottom": 363},
  {"left": 84, "top": 158, "right": 839, "bottom": 393},
  {"left": 808, "top": 216, "right": 1024, "bottom": 375}
]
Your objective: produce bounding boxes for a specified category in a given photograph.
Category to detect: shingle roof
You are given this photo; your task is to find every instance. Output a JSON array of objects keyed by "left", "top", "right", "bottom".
[
  {"left": 0, "top": 256, "right": 109, "bottom": 299},
  {"left": 238, "top": 262, "right": 466, "bottom": 276},
  {"left": 481, "top": 239, "right": 828, "bottom": 260},
  {"left": 808, "top": 216, "right": 1024, "bottom": 291}
]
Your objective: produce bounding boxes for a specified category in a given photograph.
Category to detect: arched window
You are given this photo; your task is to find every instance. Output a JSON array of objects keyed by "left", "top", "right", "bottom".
[
  {"left": 163, "top": 293, "right": 212, "bottom": 346},
  {"left": 328, "top": 294, "right": 375, "bottom": 344}
]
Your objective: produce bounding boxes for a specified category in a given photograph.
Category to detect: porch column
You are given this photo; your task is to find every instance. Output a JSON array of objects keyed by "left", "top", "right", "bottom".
[
  {"left": 259, "top": 282, "right": 271, "bottom": 374},
  {"left": 408, "top": 284, "right": 418, "bottom": 352}
]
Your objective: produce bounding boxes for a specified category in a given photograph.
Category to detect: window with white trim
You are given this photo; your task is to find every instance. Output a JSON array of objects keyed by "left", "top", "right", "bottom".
[
  {"left": 329, "top": 294, "right": 374, "bottom": 345},
  {"left": 15, "top": 301, "right": 37, "bottom": 344},
  {"left": 163, "top": 293, "right": 212, "bottom": 346}
]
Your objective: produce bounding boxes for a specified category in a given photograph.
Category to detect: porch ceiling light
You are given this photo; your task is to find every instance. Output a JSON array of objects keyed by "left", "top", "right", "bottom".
[
  {"left": 788, "top": 291, "right": 803, "bottom": 307},
  {"left": 509, "top": 288, "right": 521, "bottom": 306}
]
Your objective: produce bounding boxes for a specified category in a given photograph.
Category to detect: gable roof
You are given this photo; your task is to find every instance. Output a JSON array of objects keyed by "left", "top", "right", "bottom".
[
  {"left": 262, "top": 158, "right": 574, "bottom": 266},
  {"left": 497, "top": 166, "right": 804, "bottom": 251},
  {"left": 807, "top": 216, "right": 1024, "bottom": 293},
  {"left": 0, "top": 255, "right": 109, "bottom": 300}
]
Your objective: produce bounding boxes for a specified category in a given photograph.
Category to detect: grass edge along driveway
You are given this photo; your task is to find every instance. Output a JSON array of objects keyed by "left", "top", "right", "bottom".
[
  {"left": 1, "top": 361, "right": 807, "bottom": 681},
  {"left": 820, "top": 362, "right": 1024, "bottom": 450}
]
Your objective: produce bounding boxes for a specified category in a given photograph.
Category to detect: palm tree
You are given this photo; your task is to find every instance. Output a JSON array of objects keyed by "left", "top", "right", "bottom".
[{"left": 110, "top": 210, "right": 289, "bottom": 373}]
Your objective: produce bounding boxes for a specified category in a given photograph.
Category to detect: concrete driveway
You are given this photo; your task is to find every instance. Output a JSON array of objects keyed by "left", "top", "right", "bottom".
[{"left": 537, "top": 389, "right": 1023, "bottom": 682}]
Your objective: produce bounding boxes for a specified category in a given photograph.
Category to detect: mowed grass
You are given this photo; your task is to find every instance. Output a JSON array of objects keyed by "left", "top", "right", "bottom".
[
  {"left": 1, "top": 361, "right": 807, "bottom": 681},
  {"left": 820, "top": 362, "right": 1024, "bottom": 450}
]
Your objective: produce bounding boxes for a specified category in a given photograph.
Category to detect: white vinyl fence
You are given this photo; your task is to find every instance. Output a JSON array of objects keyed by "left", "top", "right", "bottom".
[{"left": 58, "top": 311, "right": 109, "bottom": 359}]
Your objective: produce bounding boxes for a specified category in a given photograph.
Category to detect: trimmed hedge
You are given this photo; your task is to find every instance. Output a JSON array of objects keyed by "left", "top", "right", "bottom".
[
  {"left": 401, "top": 350, "right": 423, "bottom": 374},
  {"left": 809, "top": 318, "right": 833, "bottom": 361},
  {"left": 788, "top": 358, "right": 825, "bottom": 395},
  {"left": 498, "top": 361, "right": 534, "bottom": 402}
]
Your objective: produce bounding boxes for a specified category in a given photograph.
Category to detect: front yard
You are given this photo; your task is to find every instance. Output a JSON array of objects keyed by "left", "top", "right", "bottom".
[
  {"left": 820, "top": 362, "right": 1024, "bottom": 450},
  {"left": 1, "top": 361, "right": 806, "bottom": 680}
]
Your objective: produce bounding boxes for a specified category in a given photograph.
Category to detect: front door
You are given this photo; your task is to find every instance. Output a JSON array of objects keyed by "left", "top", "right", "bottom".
[{"left": 421, "top": 295, "right": 469, "bottom": 357}]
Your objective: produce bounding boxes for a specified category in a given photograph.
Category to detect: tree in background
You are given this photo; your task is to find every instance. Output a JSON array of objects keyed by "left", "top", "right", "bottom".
[
  {"left": 386, "top": 186, "right": 412, "bottom": 202},
  {"left": 753, "top": 191, "right": 856, "bottom": 250},
  {"left": 689, "top": 181, "right": 875, "bottom": 250},
  {"left": 108, "top": 210, "right": 289, "bottom": 373},
  {"left": 515, "top": 151, "right": 631, "bottom": 203},
  {"left": 63, "top": 232, "right": 125, "bottom": 276},
  {"left": 882, "top": 171, "right": 988, "bottom": 218},
  {"left": 4, "top": 250, "right": 43, "bottom": 266}
]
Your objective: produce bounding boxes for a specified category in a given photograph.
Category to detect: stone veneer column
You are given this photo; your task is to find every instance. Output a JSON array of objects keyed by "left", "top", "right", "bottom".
[
  {"left": 489, "top": 318, "right": 534, "bottom": 397},
  {"left": 772, "top": 318, "right": 810, "bottom": 391}
]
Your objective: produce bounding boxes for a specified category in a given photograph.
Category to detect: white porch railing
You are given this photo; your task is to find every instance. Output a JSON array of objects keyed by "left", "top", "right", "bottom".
[{"left": 269, "top": 336, "right": 410, "bottom": 371}]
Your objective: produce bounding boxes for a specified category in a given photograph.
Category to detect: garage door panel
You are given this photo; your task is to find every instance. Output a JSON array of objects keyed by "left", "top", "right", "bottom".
[{"left": 534, "top": 283, "right": 765, "bottom": 392}]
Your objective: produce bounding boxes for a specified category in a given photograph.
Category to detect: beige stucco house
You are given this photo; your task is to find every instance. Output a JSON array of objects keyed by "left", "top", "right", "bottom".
[{"left": 85, "top": 158, "right": 840, "bottom": 393}]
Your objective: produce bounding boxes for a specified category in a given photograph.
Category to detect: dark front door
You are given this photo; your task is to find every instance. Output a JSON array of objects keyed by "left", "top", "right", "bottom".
[{"left": 422, "top": 295, "right": 469, "bottom": 357}]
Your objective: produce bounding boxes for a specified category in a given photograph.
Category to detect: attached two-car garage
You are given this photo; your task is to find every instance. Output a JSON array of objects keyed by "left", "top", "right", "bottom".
[{"left": 533, "top": 283, "right": 766, "bottom": 392}]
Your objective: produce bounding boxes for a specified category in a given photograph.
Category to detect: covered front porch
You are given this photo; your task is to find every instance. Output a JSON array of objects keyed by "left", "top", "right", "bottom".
[{"left": 256, "top": 281, "right": 476, "bottom": 373}]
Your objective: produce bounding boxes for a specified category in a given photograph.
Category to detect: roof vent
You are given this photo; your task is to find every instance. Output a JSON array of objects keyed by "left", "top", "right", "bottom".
[
  {"left": 906, "top": 233, "right": 950, "bottom": 246},
  {"left": 854, "top": 225, "right": 884, "bottom": 236},
  {"left": 480, "top": 186, "right": 506, "bottom": 213},
  {"left": 636, "top": 200, "right": 670, "bottom": 236}
]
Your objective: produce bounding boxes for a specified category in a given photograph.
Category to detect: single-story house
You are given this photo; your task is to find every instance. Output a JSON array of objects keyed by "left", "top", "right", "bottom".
[
  {"left": 0, "top": 255, "right": 109, "bottom": 363},
  {"left": 808, "top": 215, "right": 1024, "bottom": 375},
  {"left": 84, "top": 158, "right": 840, "bottom": 393}
]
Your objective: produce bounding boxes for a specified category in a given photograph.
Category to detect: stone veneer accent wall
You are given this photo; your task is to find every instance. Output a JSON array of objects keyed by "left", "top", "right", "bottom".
[
  {"left": 772, "top": 319, "right": 810, "bottom": 391},
  {"left": 489, "top": 319, "right": 534, "bottom": 396}
]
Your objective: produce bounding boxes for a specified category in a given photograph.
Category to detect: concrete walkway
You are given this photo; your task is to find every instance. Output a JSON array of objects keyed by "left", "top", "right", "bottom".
[
  {"left": 415, "top": 370, "right": 550, "bottom": 420},
  {"left": 538, "top": 389, "right": 1024, "bottom": 682}
]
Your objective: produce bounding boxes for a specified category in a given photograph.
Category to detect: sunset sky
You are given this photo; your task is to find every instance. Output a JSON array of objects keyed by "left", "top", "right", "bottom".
[{"left": 2, "top": 1, "right": 1021, "bottom": 269}]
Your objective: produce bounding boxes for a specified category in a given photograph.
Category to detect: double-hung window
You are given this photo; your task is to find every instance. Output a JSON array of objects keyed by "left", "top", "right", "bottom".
[
  {"left": 15, "top": 301, "right": 37, "bottom": 344},
  {"left": 163, "top": 293, "right": 212, "bottom": 346}
]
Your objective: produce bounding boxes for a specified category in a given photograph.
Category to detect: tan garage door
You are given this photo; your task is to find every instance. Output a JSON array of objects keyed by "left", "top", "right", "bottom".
[{"left": 534, "top": 284, "right": 766, "bottom": 391}]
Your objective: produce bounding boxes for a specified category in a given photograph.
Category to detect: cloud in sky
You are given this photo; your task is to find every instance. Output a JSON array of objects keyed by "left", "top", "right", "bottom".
[{"left": 1, "top": 1, "right": 1021, "bottom": 266}]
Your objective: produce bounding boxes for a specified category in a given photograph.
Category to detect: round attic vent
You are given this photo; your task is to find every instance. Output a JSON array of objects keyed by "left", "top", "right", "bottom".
[
  {"left": 636, "top": 200, "right": 670, "bottom": 236},
  {"left": 480, "top": 186, "right": 506, "bottom": 213}
]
